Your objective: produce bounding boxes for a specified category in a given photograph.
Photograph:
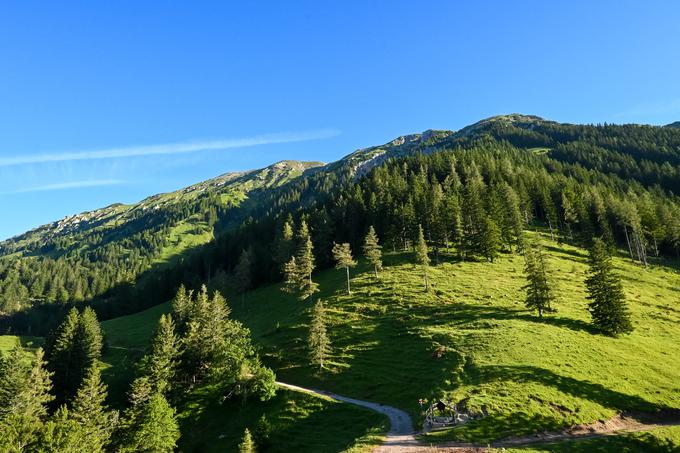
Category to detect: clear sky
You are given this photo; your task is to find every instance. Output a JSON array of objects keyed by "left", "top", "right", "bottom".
[{"left": 1, "top": 1, "right": 679, "bottom": 240}]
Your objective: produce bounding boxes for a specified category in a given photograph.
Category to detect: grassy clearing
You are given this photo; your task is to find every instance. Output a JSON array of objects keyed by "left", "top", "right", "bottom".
[
  {"left": 98, "top": 232, "right": 680, "bottom": 446},
  {"left": 0, "top": 335, "right": 43, "bottom": 353},
  {"left": 153, "top": 218, "right": 214, "bottom": 266}
]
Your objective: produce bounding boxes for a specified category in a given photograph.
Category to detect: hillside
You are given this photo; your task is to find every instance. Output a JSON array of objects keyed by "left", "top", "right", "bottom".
[
  {"left": 3, "top": 114, "right": 680, "bottom": 451},
  {"left": 97, "top": 232, "right": 680, "bottom": 450},
  {"left": 3, "top": 114, "right": 680, "bottom": 334}
]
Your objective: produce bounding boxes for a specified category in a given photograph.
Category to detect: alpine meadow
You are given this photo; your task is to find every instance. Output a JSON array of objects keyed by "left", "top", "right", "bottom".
[{"left": 2, "top": 114, "right": 680, "bottom": 452}]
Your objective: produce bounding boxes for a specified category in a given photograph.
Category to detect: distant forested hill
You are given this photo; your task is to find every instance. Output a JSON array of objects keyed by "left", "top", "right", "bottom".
[{"left": 2, "top": 114, "right": 680, "bottom": 334}]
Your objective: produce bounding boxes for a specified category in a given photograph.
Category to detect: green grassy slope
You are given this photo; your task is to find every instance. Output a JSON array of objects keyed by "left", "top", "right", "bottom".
[
  {"left": 0, "top": 335, "right": 43, "bottom": 353},
  {"left": 231, "top": 234, "right": 680, "bottom": 448},
  {"left": 99, "top": 232, "right": 680, "bottom": 448}
]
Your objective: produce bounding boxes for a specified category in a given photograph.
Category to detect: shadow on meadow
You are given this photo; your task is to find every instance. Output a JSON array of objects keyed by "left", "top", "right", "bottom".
[
  {"left": 178, "top": 388, "right": 387, "bottom": 453},
  {"left": 432, "top": 363, "right": 679, "bottom": 443}
]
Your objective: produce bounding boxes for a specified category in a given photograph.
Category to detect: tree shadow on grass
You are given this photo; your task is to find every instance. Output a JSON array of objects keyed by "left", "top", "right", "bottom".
[
  {"left": 415, "top": 302, "right": 599, "bottom": 335},
  {"left": 542, "top": 244, "right": 589, "bottom": 264},
  {"left": 471, "top": 364, "right": 674, "bottom": 414},
  {"left": 433, "top": 412, "right": 567, "bottom": 443},
  {"left": 179, "top": 388, "right": 388, "bottom": 453}
]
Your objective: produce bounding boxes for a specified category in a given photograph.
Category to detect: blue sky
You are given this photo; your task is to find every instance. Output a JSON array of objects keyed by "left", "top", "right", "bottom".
[{"left": 1, "top": 1, "right": 679, "bottom": 240}]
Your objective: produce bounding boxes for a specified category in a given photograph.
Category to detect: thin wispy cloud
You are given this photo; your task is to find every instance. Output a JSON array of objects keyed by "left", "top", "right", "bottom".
[
  {"left": 3, "top": 179, "right": 126, "bottom": 194},
  {"left": 0, "top": 129, "right": 341, "bottom": 167}
]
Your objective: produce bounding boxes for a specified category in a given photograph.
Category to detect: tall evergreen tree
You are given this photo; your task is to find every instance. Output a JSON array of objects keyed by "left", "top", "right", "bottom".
[
  {"left": 296, "top": 221, "right": 319, "bottom": 301},
  {"left": 0, "top": 347, "right": 53, "bottom": 452},
  {"left": 331, "top": 242, "right": 357, "bottom": 294},
  {"left": 121, "top": 392, "right": 179, "bottom": 453},
  {"left": 70, "top": 366, "right": 113, "bottom": 452},
  {"left": 274, "top": 216, "right": 296, "bottom": 272},
  {"left": 171, "top": 285, "right": 192, "bottom": 333},
  {"left": 480, "top": 216, "right": 501, "bottom": 262},
  {"left": 523, "top": 241, "right": 556, "bottom": 317},
  {"left": 75, "top": 307, "right": 103, "bottom": 378},
  {"left": 234, "top": 247, "right": 254, "bottom": 307},
  {"left": 414, "top": 224, "right": 430, "bottom": 291},
  {"left": 500, "top": 183, "right": 525, "bottom": 250},
  {"left": 282, "top": 221, "right": 319, "bottom": 301},
  {"left": 585, "top": 239, "right": 633, "bottom": 336},
  {"left": 46, "top": 307, "right": 80, "bottom": 406},
  {"left": 138, "top": 314, "right": 180, "bottom": 396},
  {"left": 362, "top": 226, "right": 383, "bottom": 278},
  {"left": 308, "top": 301, "right": 331, "bottom": 371}
]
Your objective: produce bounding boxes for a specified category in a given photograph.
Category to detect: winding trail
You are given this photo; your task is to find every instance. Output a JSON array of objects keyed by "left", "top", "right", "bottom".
[
  {"left": 276, "top": 382, "right": 419, "bottom": 451},
  {"left": 276, "top": 382, "right": 680, "bottom": 452}
]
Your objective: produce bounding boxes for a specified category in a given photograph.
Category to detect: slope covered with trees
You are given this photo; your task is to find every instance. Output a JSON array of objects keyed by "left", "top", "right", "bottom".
[{"left": 4, "top": 115, "right": 680, "bottom": 337}]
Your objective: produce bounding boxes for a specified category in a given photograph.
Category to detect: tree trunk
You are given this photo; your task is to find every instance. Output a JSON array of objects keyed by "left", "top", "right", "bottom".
[
  {"left": 623, "top": 225, "right": 634, "bottom": 260},
  {"left": 346, "top": 266, "right": 351, "bottom": 294}
]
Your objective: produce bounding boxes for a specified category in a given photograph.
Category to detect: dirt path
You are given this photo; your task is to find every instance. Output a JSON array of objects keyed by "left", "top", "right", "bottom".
[
  {"left": 276, "top": 382, "right": 679, "bottom": 452},
  {"left": 275, "top": 382, "right": 419, "bottom": 451}
]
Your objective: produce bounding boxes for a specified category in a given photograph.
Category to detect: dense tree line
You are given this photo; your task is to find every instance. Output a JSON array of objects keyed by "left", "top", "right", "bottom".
[{"left": 4, "top": 122, "right": 680, "bottom": 334}]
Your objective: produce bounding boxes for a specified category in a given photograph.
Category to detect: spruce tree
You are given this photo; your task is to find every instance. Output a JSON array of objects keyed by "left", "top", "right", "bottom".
[
  {"left": 362, "top": 226, "right": 383, "bottom": 278},
  {"left": 274, "top": 216, "right": 295, "bottom": 271},
  {"left": 122, "top": 393, "right": 179, "bottom": 453},
  {"left": 283, "top": 256, "right": 301, "bottom": 295},
  {"left": 171, "top": 285, "right": 192, "bottom": 333},
  {"left": 46, "top": 307, "right": 80, "bottom": 405},
  {"left": 500, "top": 183, "right": 525, "bottom": 250},
  {"left": 235, "top": 247, "right": 254, "bottom": 307},
  {"left": 70, "top": 365, "right": 113, "bottom": 452},
  {"left": 39, "top": 406, "right": 87, "bottom": 452},
  {"left": 139, "top": 314, "right": 180, "bottom": 396},
  {"left": 308, "top": 301, "right": 331, "bottom": 370},
  {"left": 523, "top": 241, "right": 556, "bottom": 317},
  {"left": 75, "top": 307, "right": 103, "bottom": 377},
  {"left": 296, "top": 221, "right": 319, "bottom": 301},
  {"left": 239, "top": 428, "right": 256, "bottom": 453},
  {"left": 480, "top": 216, "right": 501, "bottom": 262},
  {"left": 414, "top": 224, "right": 430, "bottom": 291},
  {"left": 0, "top": 347, "right": 53, "bottom": 452},
  {"left": 282, "top": 221, "right": 319, "bottom": 301},
  {"left": 585, "top": 238, "right": 633, "bottom": 336},
  {"left": 331, "top": 242, "right": 357, "bottom": 294}
]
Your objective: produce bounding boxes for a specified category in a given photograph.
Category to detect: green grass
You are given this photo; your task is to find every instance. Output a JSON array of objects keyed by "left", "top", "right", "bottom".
[
  {"left": 99, "top": 232, "right": 680, "bottom": 447},
  {"left": 153, "top": 218, "right": 214, "bottom": 266},
  {"left": 0, "top": 335, "right": 44, "bottom": 352},
  {"left": 179, "top": 388, "right": 386, "bottom": 453},
  {"left": 504, "top": 425, "right": 680, "bottom": 452},
  {"left": 100, "top": 302, "right": 172, "bottom": 406},
  {"left": 102, "top": 301, "right": 172, "bottom": 349}
]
